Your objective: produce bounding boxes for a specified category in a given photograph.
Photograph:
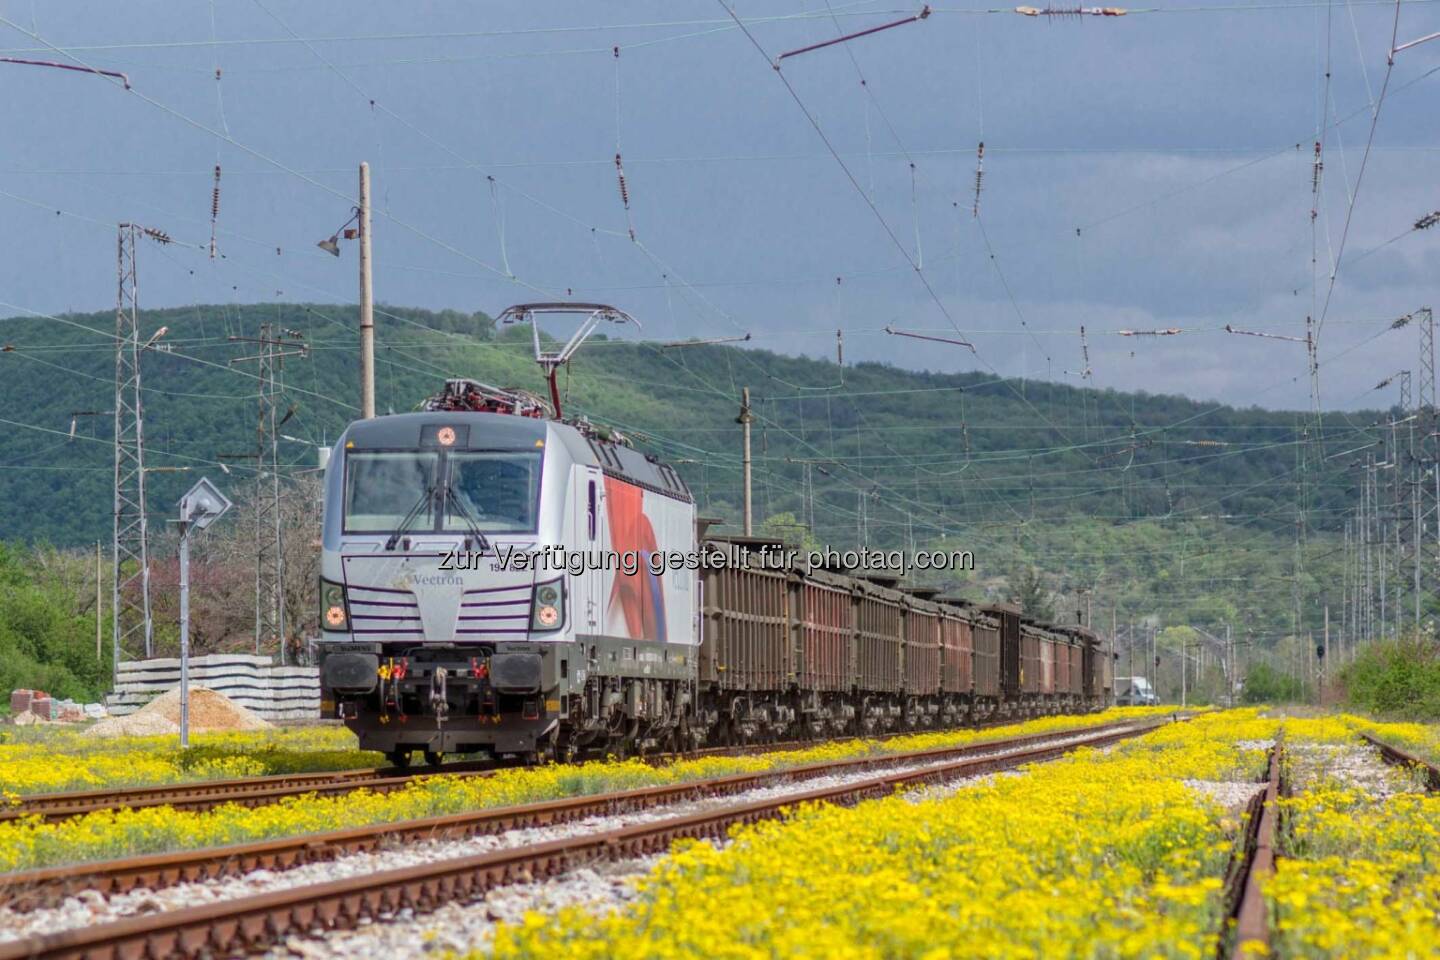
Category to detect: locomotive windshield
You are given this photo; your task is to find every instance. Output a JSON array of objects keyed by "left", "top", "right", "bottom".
[{"left": 343, "top": 449, "right": 541, "bottom": 534}]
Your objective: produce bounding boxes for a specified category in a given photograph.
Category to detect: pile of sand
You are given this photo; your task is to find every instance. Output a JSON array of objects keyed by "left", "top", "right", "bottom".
[{"left": 85, "top": 686, "right": 273, "bottom": 738}]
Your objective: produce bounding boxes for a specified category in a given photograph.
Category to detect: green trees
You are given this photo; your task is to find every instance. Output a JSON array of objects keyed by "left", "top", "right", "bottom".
[
  {"left": 1340, "top": 636, "right": 1440, "bottom": 719},
  {"left": 0, "top": 299, "right": 1365, "bottom": 671},
  {"left": 1007, "top": 566, "right": 1055, "bottom": 621},
  {"left": 0, "top": 543, "right": 111, "bottom": 704},
  {"left": 1240, "top": 662, "right": 1309, "bottom": 705}
]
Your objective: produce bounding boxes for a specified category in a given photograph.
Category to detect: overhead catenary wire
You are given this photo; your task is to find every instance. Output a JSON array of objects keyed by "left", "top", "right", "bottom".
[{"left": 0, "top": 1, "right": 1416, "bottom": 624}]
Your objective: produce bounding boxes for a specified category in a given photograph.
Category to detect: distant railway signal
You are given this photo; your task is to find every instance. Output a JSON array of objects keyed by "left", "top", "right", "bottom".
[{"left": 175, "top": 478, "right": 233, "bottom": 750}]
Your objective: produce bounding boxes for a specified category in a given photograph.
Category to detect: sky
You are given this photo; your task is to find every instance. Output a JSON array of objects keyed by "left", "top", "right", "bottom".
[{"left": 0, "top": 0, "right": 1437, "bottom": 412}]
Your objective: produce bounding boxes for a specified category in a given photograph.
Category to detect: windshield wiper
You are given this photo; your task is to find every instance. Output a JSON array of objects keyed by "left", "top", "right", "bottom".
[
  {"left": 444, "top": 484, "right": 492, "bottom": 554},
  {"left": 384, "top": 483, "right": 437, "bottom": 551}
]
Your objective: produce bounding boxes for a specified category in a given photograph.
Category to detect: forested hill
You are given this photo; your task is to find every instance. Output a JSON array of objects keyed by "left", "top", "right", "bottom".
[
  {"left": 0, "top": 302, "right": 1375, "bottom": 638},
  {"left": 1, "top": 301, "right": 1370, "bottom": 542}
]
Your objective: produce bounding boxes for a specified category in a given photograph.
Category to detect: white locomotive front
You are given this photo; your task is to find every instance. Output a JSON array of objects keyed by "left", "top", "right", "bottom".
[{"left": 315, "top": 406, "right": 698, "bottom": 767}]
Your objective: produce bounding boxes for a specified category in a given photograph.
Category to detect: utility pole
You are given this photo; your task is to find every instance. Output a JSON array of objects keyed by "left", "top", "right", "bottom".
[
  {"left": 95, "top": 542, "right": 102, "bottom": 663},
  {"left": 1152, "top": 624, "right": 1163, "bottom": 699},
  {"left": 359, "top": 162, "right": 376, "bottom": 420},
  {"left": 1180, "top": 636, "right": 1186, "bottom": 707},
  {"left": 738, "top": 386, "right": 754, "bottom": 535},
  {"left": 1415, "top": 458, "right": 1423, "bottom": 629},
  {"left": 113, "top": 222, "right": 156, "bottom": 668},
  {"left": 1342, "top": 519, "right": 1351, "bottom": 657},
  {"left": 1225, "top": 621, "right": 1233, "bottom": 707},
  {"left": 1365, "top": 454, "right": 1375, "bottom": 645},
  {"left": 1128, "top": 620, "right": 1135, "bottom": 687},
  {"left": 1420, "top": 308, "right": 1436, "bottom": 607},
  {"left": 1323, "top": 606, "right": 1330, "bottom": 682},
  {"left": 178, "top": 517, "right": 190, "bottom": 747},
  {"left": 1111, "top": 607, "right": 1117, "bottom": 702},
  {"left": 229, "top": 325, "right": 307, "bottom": 663}
]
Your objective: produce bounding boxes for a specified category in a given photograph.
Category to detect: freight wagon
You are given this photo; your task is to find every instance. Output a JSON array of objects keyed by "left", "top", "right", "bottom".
[{"left": 693, "top": 539, "right": 1110, "bottom": 744}]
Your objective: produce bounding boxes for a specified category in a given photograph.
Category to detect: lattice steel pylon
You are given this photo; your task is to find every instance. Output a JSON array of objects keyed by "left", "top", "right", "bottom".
[
  {"left": 1416, "top": 308, "right": 1438, "bottom": 626},
  {"left": 112, "top": 223, "right": 154, "bottom": 668},
  {"left": 229, "top": 323, "right": 307, "bottom": 663},
  {"left": 1394, "top": 371, "right": 1415, "bottom": 632}
]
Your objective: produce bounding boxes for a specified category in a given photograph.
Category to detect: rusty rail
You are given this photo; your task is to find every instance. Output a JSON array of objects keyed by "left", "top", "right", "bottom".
[
  {"left": 1, "top": 711, "right": 1138, "bottom": 824},
  {"left": 1222, "top": 740, "right": 1281, "bottom": 958},
  {"left": 0, "top": 719, "right": 1161, "bottom": 960},
  {"left": 0, "top": 763, "right": 497, "bottom": 823},
  {"left": 1358, "top": 732, "right": 1440, "bottom": 791}
]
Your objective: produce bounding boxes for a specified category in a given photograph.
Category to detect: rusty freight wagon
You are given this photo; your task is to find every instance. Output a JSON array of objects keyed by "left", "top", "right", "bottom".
[
  {"left": 989, "top": 603, "right": 1024, "bottom": 715},
  {"left": 792, "top": 566, "right": 857, "bottom": 738},
  {"left": 902, "top": 591, "right": 943, "bottom": 727},
  {"left": 1035, "top": 623, "right": 1058, "bottom": 699},
  {"left": 795, "top": 568, "right": 853, "bottom": 693},
  {"left": 855, "top": 578, "right": 905, "bottom": 696},
  {"left": 688, "top": 539, "right": 1117, "bottom": 746},
  {"left": 970, "top": 606, "right": 1002, "bottom": 717},
  {"left": 936, "top": 602, "right": 974, "bottom": 727},
  {"left": 699, "top": 549, "right": 790, "bottom": 692}
]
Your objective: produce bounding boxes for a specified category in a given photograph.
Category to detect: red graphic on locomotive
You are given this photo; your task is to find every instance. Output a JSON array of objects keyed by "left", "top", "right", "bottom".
[{"left": 604, "top": 476, "right": 666, "bottom": 641}]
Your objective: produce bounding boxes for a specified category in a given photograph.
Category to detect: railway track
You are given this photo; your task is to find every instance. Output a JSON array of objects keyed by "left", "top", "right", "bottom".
[
  {"left": 1, "top": 712, "right": 1124, "bottom": 823},
  {"left": 0, "top": 720, "right": 1165, "bottom": 958},
  {"left": 1217, "top": 728, "right": 1433, "bottom": 958},
  {"left": 1358, "top": 732, "right": 1440, "bottom": 790},
  {"left": 0, "top": 762, "right": 494, "bottom": 824},
  {"left": 1219, "top": 740, "right": 1281, "bottom": 959}
]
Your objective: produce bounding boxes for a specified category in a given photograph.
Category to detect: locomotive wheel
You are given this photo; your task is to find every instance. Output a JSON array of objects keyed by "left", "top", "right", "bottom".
[
  {"left": 423, "top": 750, "right": 443, "bottom": 767},
  {"left": 387, "top": 749, "right": 412, "bottom": 769}
]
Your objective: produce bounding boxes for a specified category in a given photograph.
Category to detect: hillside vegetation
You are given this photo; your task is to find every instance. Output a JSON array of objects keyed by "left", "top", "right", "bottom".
[{"left": 0, "top": 302, "right": 1368, "bottom": 655}]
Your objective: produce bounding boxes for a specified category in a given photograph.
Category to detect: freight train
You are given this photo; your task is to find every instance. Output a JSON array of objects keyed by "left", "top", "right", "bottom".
[{"left": 313, "top": 307, "right": 1113, "bottom": 767}]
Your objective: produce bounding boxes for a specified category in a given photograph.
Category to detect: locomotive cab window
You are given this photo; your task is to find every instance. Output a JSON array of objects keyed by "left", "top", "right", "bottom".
[
  {"left": 343, "top": 449, "right": 542, "bottom": 534},
  {"left": 443, "top": 452, "right": 542, "bottom": 534},
  {"left": 343, "top": 452, "right": 438, "bottom": 532}
]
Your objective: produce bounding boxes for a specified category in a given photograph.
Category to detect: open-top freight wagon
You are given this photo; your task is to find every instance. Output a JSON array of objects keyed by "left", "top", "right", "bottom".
[{"left": 695, "top": 543, "right": 1110, "bottom": 744}]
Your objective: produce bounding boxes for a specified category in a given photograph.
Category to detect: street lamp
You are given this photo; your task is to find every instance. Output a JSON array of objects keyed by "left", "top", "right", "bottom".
[{"left": 316, "top": 210, "right": 359, "bottom": 257}]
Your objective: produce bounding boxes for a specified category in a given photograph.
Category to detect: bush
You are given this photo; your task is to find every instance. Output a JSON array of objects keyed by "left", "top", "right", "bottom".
[
  {"left": 0, "top": 542, "right": 112, "bottom": 702},
  {"left": 1241, "top": 661, "right": 1309, "bottom": 705},
  {"left": 1340, "top": 636, "right": 1440, "bottom": 719}
]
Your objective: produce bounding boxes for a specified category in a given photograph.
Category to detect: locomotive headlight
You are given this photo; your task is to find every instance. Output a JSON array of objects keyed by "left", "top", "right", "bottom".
[
  {"left": 320, "top": 578, "right": 350, "bottom": 632},
  {"left": 530, "top": 578, "right": 565, "bottom": 632}
]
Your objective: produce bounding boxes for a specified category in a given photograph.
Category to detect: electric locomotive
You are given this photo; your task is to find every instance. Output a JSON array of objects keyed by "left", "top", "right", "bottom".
[{"left": 315, "top": 306, "right": 700, "bottom": 766}]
